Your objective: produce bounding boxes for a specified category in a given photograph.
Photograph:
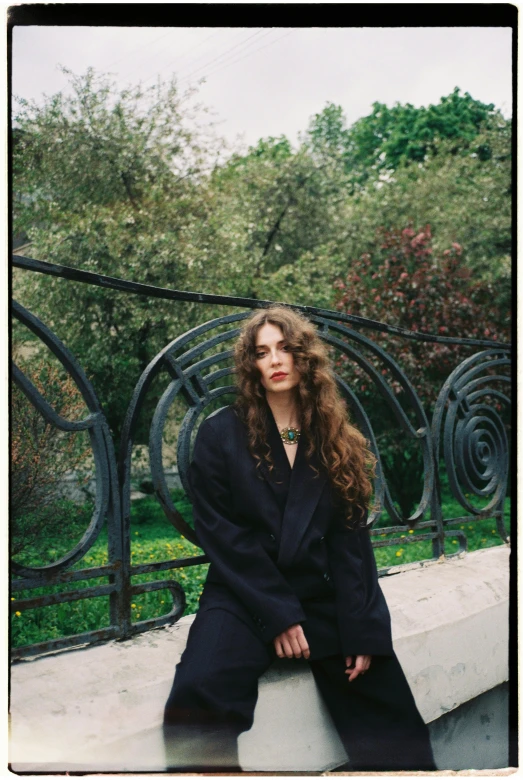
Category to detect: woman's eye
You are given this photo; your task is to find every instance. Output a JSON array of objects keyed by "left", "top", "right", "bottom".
[{"left": 255, "top": 352, "right": 266, "bottom": 359}]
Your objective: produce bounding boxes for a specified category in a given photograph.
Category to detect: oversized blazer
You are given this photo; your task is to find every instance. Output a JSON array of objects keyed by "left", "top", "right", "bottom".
[{"left": 188, "top": 403, "right": 393, "bottom": 660}]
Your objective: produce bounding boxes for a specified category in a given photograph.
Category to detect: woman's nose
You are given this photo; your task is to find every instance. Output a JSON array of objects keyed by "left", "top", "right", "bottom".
[{"left": 270, "top": 350, "right": 281, "bottom": 365}]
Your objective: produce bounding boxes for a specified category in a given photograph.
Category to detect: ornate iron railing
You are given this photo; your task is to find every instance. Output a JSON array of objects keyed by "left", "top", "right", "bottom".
[{"left": 11, "top": 255, "right": 511, "bottom": 659}]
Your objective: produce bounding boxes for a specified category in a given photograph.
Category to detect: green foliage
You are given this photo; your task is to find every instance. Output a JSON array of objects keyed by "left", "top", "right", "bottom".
[
  {"left": 344, "top": 124, "right": 512, "bottom": 285},
  {"left": 12, "top": 70, "right": 511, "bottom": 450},
  {"left": 13, "top": 68, "right": 225, "bottom": 442},
  {"left": 11, "top": 490, "right": 511, "bottom": 648},
  {"left": 11, "top": 355, "right": 92, "bottom": 559},
  {"left": 303, "top": 94, "right": 511, "bottom": 285},
  {"left": 210, "top": 138, "right": 350, "bottom": 301},
  {"left": 131, "top": 490, "right": 194, "bottom": 525},
  {"left": 334, "top": 224, "right": 510, "bottom": 515},
  {"left": 319, "top": 88, "right": 501, "bottom": 185}
]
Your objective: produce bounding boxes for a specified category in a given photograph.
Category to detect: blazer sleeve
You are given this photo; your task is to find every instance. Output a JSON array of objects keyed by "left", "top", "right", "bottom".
[
  {"left": 326, "top": 508, "right": 393, "bottom": 658},
  {"left": 188, "top": 416, "right": 307, "bottom": 642}
]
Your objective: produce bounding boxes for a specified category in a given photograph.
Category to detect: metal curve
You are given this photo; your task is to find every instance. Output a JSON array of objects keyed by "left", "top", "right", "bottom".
[
  {"left": 432, "top": 351, "right": 510, "bottom": 537},
  {"left": 11, "top": 302, "right": 120, "bottom": 579},
  {"left": 311, "top": 317, "right": 434, "bottom": 527},
  {"left": 10, "top": 281, "right": 511, "bottom": 658},
  {"left": 145, "top": 311, "right": 436, "bottom": 537}
]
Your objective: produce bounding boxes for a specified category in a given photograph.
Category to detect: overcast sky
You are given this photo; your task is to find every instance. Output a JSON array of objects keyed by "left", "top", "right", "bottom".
[{"left": 11, "top": 25, "right": 513, "bottom": 151}]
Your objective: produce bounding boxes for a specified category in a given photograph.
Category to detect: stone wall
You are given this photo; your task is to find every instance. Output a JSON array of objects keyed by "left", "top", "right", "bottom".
[{"left": 9, "top": 545, "right": 510, "bottom": 773}]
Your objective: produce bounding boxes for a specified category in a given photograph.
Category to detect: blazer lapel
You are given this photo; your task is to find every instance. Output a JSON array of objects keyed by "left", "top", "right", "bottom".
[
  {"left": 258, "top": 409, "right": 291, "bottom": 504},
  {"left": 276, "top": 430, "right": 327, "bottom": 570}
]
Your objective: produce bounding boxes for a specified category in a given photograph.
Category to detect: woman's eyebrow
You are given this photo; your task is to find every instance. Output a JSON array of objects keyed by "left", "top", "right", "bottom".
[{"left": 255, "top": 340, "right": 286, "bottom": 349}]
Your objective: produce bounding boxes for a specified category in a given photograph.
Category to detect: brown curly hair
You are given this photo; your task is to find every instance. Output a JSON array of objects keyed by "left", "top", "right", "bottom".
[{"left": 233, "top": 305, "right": 375, "bottom": 526}]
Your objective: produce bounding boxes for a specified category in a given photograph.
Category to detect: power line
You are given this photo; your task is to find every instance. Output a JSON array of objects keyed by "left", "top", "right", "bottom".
[
  {"left": 177, "top": 28, "right": 271, "bottom": 85},
  {"left": 140, "top": 28, "right": 226, "bottom": 86},
  {"left": 199, "top": 29, "right": 296, "bottom": 82}
]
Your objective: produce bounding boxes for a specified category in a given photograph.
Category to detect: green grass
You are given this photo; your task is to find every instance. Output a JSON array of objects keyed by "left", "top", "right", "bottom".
[{"left": 11, "top": 489, "right": 511, "bottom": 649}]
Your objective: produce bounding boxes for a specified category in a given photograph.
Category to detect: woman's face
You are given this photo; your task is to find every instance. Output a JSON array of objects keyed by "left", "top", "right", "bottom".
[{"left": 254, "top": 323, "right": 301, "bottom": 395}]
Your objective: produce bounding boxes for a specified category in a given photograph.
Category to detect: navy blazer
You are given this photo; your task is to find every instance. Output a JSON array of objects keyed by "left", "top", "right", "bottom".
[{"left": 188, "top": 404, "right": 393, "bottom": 659}]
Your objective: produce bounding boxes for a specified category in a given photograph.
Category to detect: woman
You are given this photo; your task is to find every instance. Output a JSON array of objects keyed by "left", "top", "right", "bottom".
[{"left": 163, "top": 305, "right": 436, "bottom": 772}]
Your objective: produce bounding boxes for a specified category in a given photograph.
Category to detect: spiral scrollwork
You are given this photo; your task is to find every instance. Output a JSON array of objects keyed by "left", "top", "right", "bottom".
[
  {"left": 134, "top": 311, "right": 436, "bottom": 541},
  {"left": 11, "top": 252, "right": 512, "bottom": 659},
  {"left": 432, "top": 349, "right": 511, "bottom": 538}
]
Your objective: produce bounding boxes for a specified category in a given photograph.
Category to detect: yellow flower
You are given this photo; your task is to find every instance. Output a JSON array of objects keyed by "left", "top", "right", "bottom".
[
  {"left": 469, "top": 526, "right": 473, "bottom": 530},
  {"left": 135, "top": 532, "right": 139, "bottom": 536},
  {"left": 481, "top": 538, "right": 487, "bottom": 543},
  {"left": 15, "top": 611, "right": 21, "bottom": 617},
  {"left": 400, "top": 534, "right": 405, "bottom": 538},
  {"left": 492, "top": 530, "right": 496, "bottom": 535},
  {"left": 136, "top": 613, "right": 141, "bottom": 619},
  {"left": 161, "top": 600, "right": 165, "bottom": 604},
  {"left": 452, "top": 540, "right": 457, "bottom": 544},
  {"left": 408, "top": 529, "right": 414, "bottom": 534},
  {"left": 395, "top": 550, "right": 403, "bottom": 557},
  {"left": 460, "top": 526, "right": 465, "bottom": 529},
  {"left": 131, "top": 603, "right": 136, "bottom": 608},
  {"left": 10, "top": 597, "right": 15, "bottom": 601}
]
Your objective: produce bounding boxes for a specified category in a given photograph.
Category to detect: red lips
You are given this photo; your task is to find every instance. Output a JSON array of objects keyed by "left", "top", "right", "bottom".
[{"left": 270, "top": 372, "right": 288, "bottom": 379}]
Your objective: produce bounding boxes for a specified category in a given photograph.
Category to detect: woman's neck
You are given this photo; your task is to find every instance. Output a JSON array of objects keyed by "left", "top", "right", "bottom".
[{"left": 265, "top": 391, "right": 300, "bottom": 428}]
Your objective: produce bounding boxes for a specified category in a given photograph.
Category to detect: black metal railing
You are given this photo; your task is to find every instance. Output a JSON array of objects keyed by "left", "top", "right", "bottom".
[{"left": 11, "top": 255, "right": 511, "bottom": 659}]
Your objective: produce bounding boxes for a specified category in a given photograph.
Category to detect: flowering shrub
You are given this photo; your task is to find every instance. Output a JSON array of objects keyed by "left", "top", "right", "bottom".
[
  {"left": 334, "top": 226, "right": 511, "bottom": 516},
  {"left": 335, "top": 225, "right": 510, "bottom": 401}
]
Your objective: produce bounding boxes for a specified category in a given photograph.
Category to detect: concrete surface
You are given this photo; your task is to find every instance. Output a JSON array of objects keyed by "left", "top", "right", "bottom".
[
  {"left": 429, "top": 683, "right": 509, "bottom": 771},
  {"left": 9, "top": 545, "right": 510, "bottom": 773}
]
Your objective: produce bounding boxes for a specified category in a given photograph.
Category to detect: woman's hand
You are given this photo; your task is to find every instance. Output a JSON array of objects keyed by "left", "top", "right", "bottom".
[
  {"left": 273, "top": 623, "right": 310, "bottom": 659},
  {"left": 345, "top": 654, "right": 371, "bottom": 682}
]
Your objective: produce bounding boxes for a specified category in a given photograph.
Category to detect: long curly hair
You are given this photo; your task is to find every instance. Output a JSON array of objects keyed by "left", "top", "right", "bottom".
[{"left": 233, "top": 305, "right": 376, "bottom": 526}]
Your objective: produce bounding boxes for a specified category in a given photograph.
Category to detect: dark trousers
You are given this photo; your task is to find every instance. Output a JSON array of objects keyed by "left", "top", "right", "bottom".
[{"left": 163, "top": 608, "right": 436, "bottom": 772}]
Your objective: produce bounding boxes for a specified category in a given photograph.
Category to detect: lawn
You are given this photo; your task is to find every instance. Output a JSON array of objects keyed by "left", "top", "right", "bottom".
[{"left": 11, "top": 488, "right": 511, "bottom": 649}]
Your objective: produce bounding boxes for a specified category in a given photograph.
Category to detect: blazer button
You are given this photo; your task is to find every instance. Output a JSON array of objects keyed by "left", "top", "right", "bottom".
[
  {"left": 323, "top": 573, "right": 331, "bottom": 582},
  {"left": 320, "top": 536, "right": 325, "bottom": 543},
  {"left": 269, "top": 534, "right": 276, "bottom": 541}
]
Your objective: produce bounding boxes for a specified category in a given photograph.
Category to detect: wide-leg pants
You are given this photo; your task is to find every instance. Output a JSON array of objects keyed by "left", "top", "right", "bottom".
[{"left": 163, "top": 607, "right": 436, "bottom": 772}]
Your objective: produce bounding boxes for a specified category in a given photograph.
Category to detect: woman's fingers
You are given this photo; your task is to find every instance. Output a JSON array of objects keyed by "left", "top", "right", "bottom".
[
  {"left": 289, "top": 635, "right": 303, "bottom": 658},
  {"left": 292, "top": 624, "right": 310, "bottom": 659},
  {"left": 299, "top": 631, "right": 311, "bottom": 659},
  {"left": 273, "top": 624, "right": 310, "bottom": 659},
  {"left": 345, "top": 654, "right": 372, "bottom": 682},
  {"left": 281, "top": 636, "right": 294, "bottom": 658}
]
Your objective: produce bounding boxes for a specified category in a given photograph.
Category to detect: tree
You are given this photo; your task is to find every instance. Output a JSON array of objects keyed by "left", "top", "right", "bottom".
[
  {"left": 13, "top": 70, "right": 511, "bottom": 446},
  {"left": 338, "top": 88, "right": 501, "bottom": 188},
  {"left": 302, "top": 94, "right": 511, "bottom": 287},
  {"left": 343, "top": 123, "right": 512, "bottom": 288},
  {"left": 333, "top": 226, "right": 511, "bottom": 515},
  {"left": 13, "top": 68, "right": 230, "bottom": 442},
  {"left": 13, "top": 70, "right": 355, "bottom": 442},
  {"left": 209, "top": 135, "right": 351, "bottom": 305}
]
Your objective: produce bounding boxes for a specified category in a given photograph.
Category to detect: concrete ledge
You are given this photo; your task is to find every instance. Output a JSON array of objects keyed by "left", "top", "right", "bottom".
[{"left": 9, "top": 546, "right": 509, "bottom": 772}]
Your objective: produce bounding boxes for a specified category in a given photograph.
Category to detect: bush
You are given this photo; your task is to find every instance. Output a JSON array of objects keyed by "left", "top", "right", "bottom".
[{"left": 11, "top": 358, "right": 91, "bottom": 559}]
